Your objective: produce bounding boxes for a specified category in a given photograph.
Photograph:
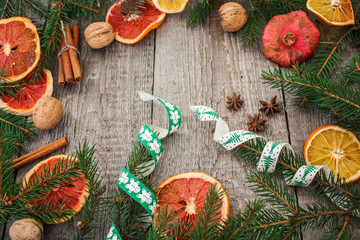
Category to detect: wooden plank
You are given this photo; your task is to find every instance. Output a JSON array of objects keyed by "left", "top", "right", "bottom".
[
  {"left": 3, "top": 20, "right": 156, "bottom": 239},
  {"left": 152, "top": 4, "right": 290, "bottom": 218}
]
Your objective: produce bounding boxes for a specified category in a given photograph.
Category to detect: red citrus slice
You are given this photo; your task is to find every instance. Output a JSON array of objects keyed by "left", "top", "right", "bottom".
[
  {"left": 0, "top": 17, "right": 41, "bottom": 82},
  {"left": 155, "top": 172, "right": 230, "bottom": 233},
  {"left": 106, "top": 1, "right": 166, "bottom": 44},
  {"left": 0, "top": 69, "right": 53, "bottom": 116},
  {"left": 22, "top": 155, "right": 89, "bottom": 224}
]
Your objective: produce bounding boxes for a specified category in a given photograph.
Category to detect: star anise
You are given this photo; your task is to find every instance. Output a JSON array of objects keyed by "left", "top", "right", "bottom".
[
  {"left": 226, "top": 93, "right": 244, "bottom": 111},
  {"left": 247, "top": 113, "right": 267, "bottom": 133},
  {"left": 259, "top": 96, "right": 281, "bottom": 116}
]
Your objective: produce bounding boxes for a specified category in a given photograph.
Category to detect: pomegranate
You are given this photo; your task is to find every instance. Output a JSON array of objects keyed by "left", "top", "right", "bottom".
[{"left": 262, "top": 11, "right": 320, "bottom": 68}]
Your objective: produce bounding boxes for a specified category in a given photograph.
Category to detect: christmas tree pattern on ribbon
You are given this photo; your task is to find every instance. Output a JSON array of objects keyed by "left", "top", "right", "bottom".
[
  {"left": 190, "top": 105, "right": 332, "bottom": 187},
  {"left": 257, "top": 141, "right": 290, "bottom": 173}
]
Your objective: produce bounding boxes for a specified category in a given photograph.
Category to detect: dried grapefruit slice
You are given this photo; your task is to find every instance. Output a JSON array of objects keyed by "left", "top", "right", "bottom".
[
  {"left": 22, "top": 155, "right": 89, "bottom": 224},
  {"left": 106, "top": 1, "right": 166, "bottom": 44},
  {"left": 153, "top": 0, "right": 189, "bottom": 13},
  {"left": 0, "top": 69, "right": 53, "bottom": 116},
  {"left": 0, "top": 17, "right": 41, "bottom": 82},
  {"left": 306, "top": 0, "right": 355, "bottom": 26},
  {"left": 155, "top": 172, "right": 230, "bottom": 233},
  {"left": 304, "top": 125, "right": 360, "bottom": 183}
]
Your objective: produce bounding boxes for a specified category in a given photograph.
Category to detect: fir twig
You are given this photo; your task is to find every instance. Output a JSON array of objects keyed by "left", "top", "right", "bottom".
[
  {"left": 11, "top": 155, "right": 79, "bottom": 204},
  {"left": 63, "top": 0, "right": 102, "bottom": 14},
  {"left": 314, "top": 26, "right": 356, "bottom": 78},
  {"left": 0, "top": 109, "right": 35, "bottom": 155},
  {"left": 262, "top": 66, "right": 360, "bottom": 132},
  {"left": 187, "top": 0, "right": 220, "bottom": 27},
  {"left": 0, "top": 69, "right": 25, "bottom": 98},
  {"left": 233, "top": 139, "right": 360, "bottom": 209},
  {"left": 248, "top": 172, "right": 298, "bottom": 213},
  {"left": 190, "top": 184, "right": 224, "bottom": 239},
  {"left": 72, "top": 141, "right": 107, "bottom": 240},
  {"left": 118, "top": 0, "right": 146, "bottom": 18},
  {"left": 23, "top": 0, "right": 50, "bottom": 18},
  {"left": 110, "top": 141, "right": 156, "bottom": 238}
]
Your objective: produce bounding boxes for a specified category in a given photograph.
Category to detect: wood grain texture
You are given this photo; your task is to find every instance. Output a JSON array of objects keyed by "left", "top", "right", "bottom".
[
  {"left": 152, "top": 4, "right": 290, "bottom": 217},
  {"left": 3, "top": 1, "right": 359, "bottom": 239},
  {"left": 4, "top": 18, "right": 156, "bottom": 239}
]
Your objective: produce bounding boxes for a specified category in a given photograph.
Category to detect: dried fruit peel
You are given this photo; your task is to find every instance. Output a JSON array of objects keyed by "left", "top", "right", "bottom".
[
  {"left": 153, "top": 0, "right": 189, "bottom": 13},
  {"left": 307, "top": 0, "right": 355, "bottom": 26},
  {"left": 304, "top": 125, "right": 360, "bottom": 183},
  {"left": 106, "top": 2, "right": 166, "bottom": 44},
  {"left": 22, "top": 155, "right": 89, "bottom": 224},
  {"left": 0, "top": 69, "right": 53, "bottom": 116},
  {"left": 0, "top": 17, "right": 41, "bottom": 82},
  {"left": 155, "top": 172, "right": 230, "bottom": 232}
]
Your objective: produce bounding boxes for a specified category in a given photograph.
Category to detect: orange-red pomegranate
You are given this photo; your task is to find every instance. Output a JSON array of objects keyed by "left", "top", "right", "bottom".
[{"left": 262, "top": 11, "right": 320, "bottom": 68}]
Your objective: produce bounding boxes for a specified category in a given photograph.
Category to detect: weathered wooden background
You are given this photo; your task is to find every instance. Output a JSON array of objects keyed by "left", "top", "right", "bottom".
[{"left": 2, "top": 0, "right": 360, "bottom": 239}]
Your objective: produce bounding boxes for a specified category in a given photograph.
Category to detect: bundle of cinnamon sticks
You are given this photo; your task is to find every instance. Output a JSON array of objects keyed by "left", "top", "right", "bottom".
[{"left": 58, "top": 25, "right": 81, "bottom": 87}]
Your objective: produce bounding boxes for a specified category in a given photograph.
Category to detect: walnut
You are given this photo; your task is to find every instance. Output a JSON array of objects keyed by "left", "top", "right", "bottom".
[
  {"left": 33, "top": 96, "right": 64, "bottom": 130},
  {"left": 9, "top": 218, "right": 43, "bottom": 240},
  {"left": 219, "top": 2, "right": 247, "bottom": 32},
  {"left": 85, "top": 22, "right": 115, "bottom": 49}
]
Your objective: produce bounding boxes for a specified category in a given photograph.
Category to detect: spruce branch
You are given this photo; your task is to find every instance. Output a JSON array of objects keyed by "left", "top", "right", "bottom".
[
  {"left": 23, "top": 0, "right": 50, "bottom": 18},
  {"left": 313, "top": 26, "right": 356, "bottom": 78},
  {"left": 321, "top": 216, "right": 350, "bottom": 240},
  {"left": 11, "top": 156, "right": 80, "bottom": 204},
  {"left": 218, "top": 199, "right": 265, "bottom": 239},
  {"left": 147, "top": 205, "right": 182, "bottom": 240},
  {"left": 247, "top": 171, "right": 298, "bottom": 213},
  {"left": 63, "top": 0, "right": 102, "bottom": 14},
  {"left": 0, "top": 0, "right": 11, "bottom": 19},
  {"left": 187, "top": 0, "right": 220, "bottom": 27},
  {"left": 0, "top": 131, "right": 17, "bottom": 202},
  {"left": 190, "top": 184, "right": 224, "bottom": 239},
  {"left": 110, "top": 141, "right": 156, "bottom": 239},
  {"left": 233, "top": 140, "right": 360, "bottom": 209},
  {"left": 0, "top": 109, "right": 35, "bottom": 155},
  {"left": 72, "top": 141, "right": 107, "bottom": 240},
  {"left": 0, "top": 69, "right": 26, "bottom": 97},
  {"left": 262, "top": 66, "right": 360, "bottom": 132},
  {"left": 118, "top": 0, "right": 146, "bottom": 18},
  {"left": 240, "top": 0, "right": 266, "bottom": 47}
]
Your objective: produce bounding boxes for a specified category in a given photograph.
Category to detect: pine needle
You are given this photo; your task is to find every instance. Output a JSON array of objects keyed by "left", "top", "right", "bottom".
[{"left": 187, "top": 0, "right": 220, "bottom": 27}]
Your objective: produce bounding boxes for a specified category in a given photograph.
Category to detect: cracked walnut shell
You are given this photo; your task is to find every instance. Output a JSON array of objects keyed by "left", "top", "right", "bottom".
[
  {"left": 219, "top": 2, "right": 247, "bottom": 32},
  {"left": 85, "top": 22, "right": 115, "bottom": 49}
]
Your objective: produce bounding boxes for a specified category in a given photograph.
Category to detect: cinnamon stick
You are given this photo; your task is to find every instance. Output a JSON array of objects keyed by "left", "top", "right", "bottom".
[
  {"left": 65, "top": 25, "right": 81, "bottom": 83},
  {"left": 72, "top": 25, "right": 80, "bottom": 50},
  {"left": 12, "top": 137, "right": 69, "bottom": 169},
  {"left": 72, "top": 25, "right": 81, "bottom": 83},
  {"left": 59, "top": 35, "right": 74, "bottom": 84},
  {"left": 58, "top": 58, "right": 65, "bottom": 87}
]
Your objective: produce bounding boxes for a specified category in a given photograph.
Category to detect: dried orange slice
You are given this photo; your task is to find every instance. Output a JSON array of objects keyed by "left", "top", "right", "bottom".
[
  {"left": 304, "top": 125, "right": 360, "bottom": 183},
  {"left": 155, "top": 172, "right": 230, "bottom": 233},
  {"left": 106, "top": 1, "right": 166, "bottom": 44},
  {"left": 22, "top": 155, "right": 89, "bottom": 224},
  {"left": 306, "top": 0, "right": 355, "bottom": 26},
  {"left": 0, "top": 17, "right": 41, "bottom": 82},
  {"left": 0, "top": 69, "right": 53, "bottom": 116},
  {"left": 153, "top": 0, "right": 189, "bottom": 13}
]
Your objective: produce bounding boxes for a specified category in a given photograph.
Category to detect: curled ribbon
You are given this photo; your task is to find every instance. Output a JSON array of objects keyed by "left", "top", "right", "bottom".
[
  {"left": 190, "top": 105, "right": 332, "bottom": 187},
  {"left": 106, "top": 92, "right": 181, "bottom": 240}
]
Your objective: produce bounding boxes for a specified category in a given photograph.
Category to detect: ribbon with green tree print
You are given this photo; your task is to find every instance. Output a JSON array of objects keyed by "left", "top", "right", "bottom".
[
  {"left": 190, "top": 105, "right": 331, "bottom": 187},
  {"left": 106, "top": 92, "right": 181, "bottom": 240}
]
